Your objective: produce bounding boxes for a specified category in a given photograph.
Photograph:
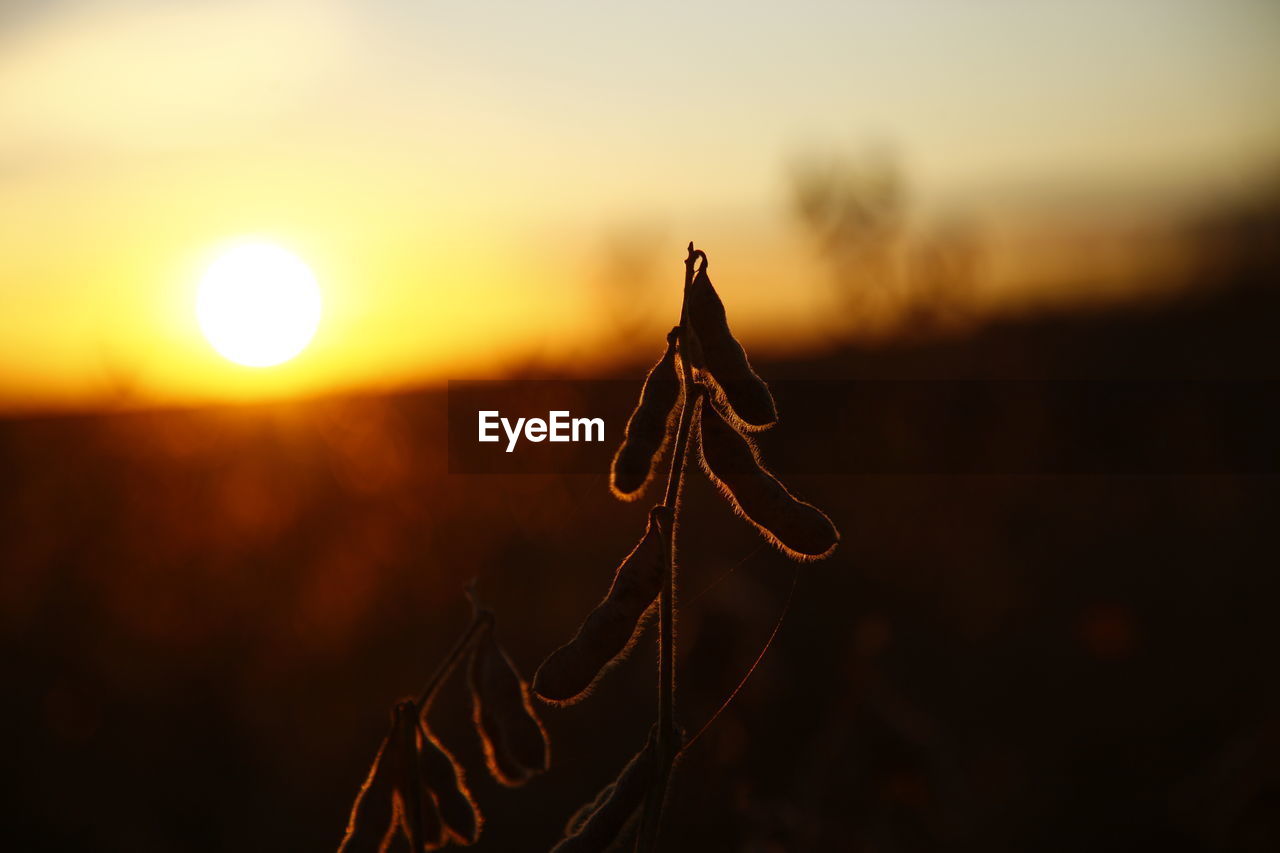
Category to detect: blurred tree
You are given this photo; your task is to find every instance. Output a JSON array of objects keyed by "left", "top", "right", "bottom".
[
  {"left": 790, "top": 145, "right": 906, "bottom": 334},
  {"left": 903, "top": 219, "right": 982, "bottom": 335},
  {"left": 789, "top": 145, "right": 983, "bottom": 339}
]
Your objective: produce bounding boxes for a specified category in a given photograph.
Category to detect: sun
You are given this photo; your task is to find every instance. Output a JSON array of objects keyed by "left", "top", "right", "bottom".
[{"left": 196, "top": 242, "right": 323, "bottom": 367}]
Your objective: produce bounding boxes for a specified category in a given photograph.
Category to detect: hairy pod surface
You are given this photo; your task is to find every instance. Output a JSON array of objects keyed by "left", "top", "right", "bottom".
[
  {"left": 564, "top": 781, "right": 615, "bottom": 837},
  {"left": 686, "top": 265, "right": 777, "bottom": 430},
  {"left": 467, "top": 625, "right": 550, "bottom": 787},
  {"left": 337, "top": 727, "right": 398, "bottom": 853},
  {"left": 550, "top": 734, "right": 656, "bottom": 853},
  {"left": 392, "top": 700, "right": 444, "bottom": 853},
  {"left": 340, "top": 700, "right": 444, "bottom": 853},
  {"left": 532, "top": 506, "right": 670, "bottom": 705},
  {"left": 416, "top": 722, "right": 481, "bottom": 846},
  {"left": 698, "top": 401, "right": 839, "bottom": 560},
  {"left": 610, "top": 329, "right": 682, "bottom": 500}
]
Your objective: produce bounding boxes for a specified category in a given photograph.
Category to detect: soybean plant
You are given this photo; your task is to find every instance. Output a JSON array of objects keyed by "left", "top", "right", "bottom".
[
  {"left": 535, "top": 244, "right": 838, "bottom": 852},
  {"left": 337, "top": 244, "right": 837, "bottom": 853},
  {"left": 338, "top": 595, "right": 549, "bottom": 851}
]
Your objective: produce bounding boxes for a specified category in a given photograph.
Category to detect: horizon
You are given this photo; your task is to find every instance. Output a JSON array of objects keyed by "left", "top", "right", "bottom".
[{"left": 2, "top": 0, "right": 1278, "bottom": 411}]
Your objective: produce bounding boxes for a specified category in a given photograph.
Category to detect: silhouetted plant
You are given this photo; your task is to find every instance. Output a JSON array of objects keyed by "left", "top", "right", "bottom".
[
  {"left": 338, "top": 592, "right": 548, "bottom": 851},
  {"left": 534, "top": 244, "right": 838, "bottom": 851},
  {"left": 338, "top": 244, "right": 836, "bottom": 852}
]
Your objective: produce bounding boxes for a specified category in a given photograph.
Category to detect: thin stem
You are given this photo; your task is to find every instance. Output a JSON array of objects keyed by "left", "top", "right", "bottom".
[
  {"left": 414, "top": 609, "right": 493, "bottom": 711},
  {"left": 681, "top": 566, "right": 798, "bottom": 752},
  {"left": 636, "top": 243, "right": 703, "bottom": 852}
]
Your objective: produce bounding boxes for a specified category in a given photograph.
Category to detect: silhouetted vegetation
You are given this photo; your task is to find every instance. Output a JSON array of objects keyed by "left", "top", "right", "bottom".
[{"left": 1, "top": 211, "right": 1278, "bottom": 851}]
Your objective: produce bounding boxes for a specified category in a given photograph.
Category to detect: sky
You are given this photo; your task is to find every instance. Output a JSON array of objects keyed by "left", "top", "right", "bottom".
[{"left": 1, "top": 0, "right": 1278, "bottom": 410}]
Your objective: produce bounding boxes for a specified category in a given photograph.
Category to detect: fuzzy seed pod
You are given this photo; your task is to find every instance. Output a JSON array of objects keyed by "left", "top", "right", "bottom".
[
  {"left": 340, "top": 700, "right": 443, "bottom": 853},
  {"left": 467, "top": 624, "right": 551, "bottom": 787},
  {"left": 563, "top": 797, "right": 642, "bottom": 853},
  {"left": 550, "top": 734, "right": 656, "bottom": 853},
  {"left": 392, "top": 700, "right": 445, "bottom": 853},
  {"left": 698, "top": 399, "right": 839, "bottom": 560},
  {"left": 564, "top": 782, "right": 615, "bottom": 838},
  {"left": 393, "top": 777, "right": 445, "bottom": 853},
  {"left": 338, "top": 729, "right": 397, "bottom": 853},
  {"left": 686, "top": 264, "right": 777, "bottom": 430},
  {"left": 533, "top": 506, "right": 670, "bottom": 705},
  {"left": 610, "top": 329, "right": 682, "bottom": 500},
  {"left": 416, "top": 722, "right": 481, "bottom": 846}
]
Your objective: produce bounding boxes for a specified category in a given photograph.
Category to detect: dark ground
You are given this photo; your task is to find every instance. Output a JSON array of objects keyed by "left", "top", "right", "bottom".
[{"left": 2, "top": 217, "right": 1278, "bottom": 852}]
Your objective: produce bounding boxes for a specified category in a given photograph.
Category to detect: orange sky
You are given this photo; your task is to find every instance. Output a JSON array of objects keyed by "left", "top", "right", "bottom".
[{"left": 1, "top": 0, "right": 1278, "bottom": 411}]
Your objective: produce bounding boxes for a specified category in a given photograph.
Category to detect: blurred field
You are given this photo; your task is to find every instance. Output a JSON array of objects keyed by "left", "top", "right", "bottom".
[{"left": 2, "top": 212, "right": 1278, "bottom": 852}]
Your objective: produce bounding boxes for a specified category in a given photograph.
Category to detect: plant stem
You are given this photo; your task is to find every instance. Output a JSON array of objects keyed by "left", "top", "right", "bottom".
[
  {"left": 636, "top": 243, "right": 703, "bottom": 852},
  {"left": 414, "top": 609, "right": 493, "bottom": 711}
]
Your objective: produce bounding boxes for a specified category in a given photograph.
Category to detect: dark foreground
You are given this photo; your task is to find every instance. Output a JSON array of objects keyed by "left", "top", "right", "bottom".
[{"left": 2, "top": 230, "right": 1278, "bottom": 852}]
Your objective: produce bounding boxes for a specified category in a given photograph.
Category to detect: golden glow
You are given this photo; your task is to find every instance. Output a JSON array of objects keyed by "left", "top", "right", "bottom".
[
  {"left": 196, "top": 242, "right": 322, "bottom": 368},
  {"left": 0, "top": 1, "right": 1277, "bottom": 410}
]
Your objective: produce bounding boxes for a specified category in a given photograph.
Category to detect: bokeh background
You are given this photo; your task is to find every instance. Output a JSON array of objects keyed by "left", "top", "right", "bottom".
[{"left": 2, "top": 1, "right": 1279, "bottom": 851}]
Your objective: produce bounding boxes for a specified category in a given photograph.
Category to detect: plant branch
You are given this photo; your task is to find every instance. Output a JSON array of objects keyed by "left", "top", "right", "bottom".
[
  {"left": 636, "top": 242, "right": 703, "bottom": 852},
  {"left": 414, "top": 609, "right": 494, "bottom": 711},
  {"left": 681, "top": 565, "right": 798, "bottom": 752}
]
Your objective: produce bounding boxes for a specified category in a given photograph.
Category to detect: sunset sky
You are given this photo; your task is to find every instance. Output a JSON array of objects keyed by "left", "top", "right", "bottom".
[{"left": 2, "top": 0, "right": 1278, "bottom": 410}]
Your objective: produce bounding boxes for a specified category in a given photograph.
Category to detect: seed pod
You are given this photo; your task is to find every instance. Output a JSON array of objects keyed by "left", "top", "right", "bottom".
[
  {"left": 532, "top": 506, "right": 669, "bottom": 705},
  {"left": 468, "top": 624, "right": 551, "bottom": 787},
  {"left": 698, "top": 400, "right": 838, "bottom": 560},
  {"left": 564, "top": 781, "right": 615, "bottom": 838},
  {"left": 416, "top": 721, "right": 481, "bottom": 846},
  {"left": 392, "top": 700, "right": 445, "bottom": 853},
  {"left": 340, "top": 700, "right": 440, "bottom": 853},
  {"left": 338, "top": 730, "right": 397, "bottom": 853},
  {"left": 550, "top": 733, "right": 656, "bottom": 853},
  {"left": 610, "top": 329, "right": 682, "bottom": 501},
  {"left": 393, "top": 779, "right": 445, "bottom": 853},
  {"left": 686, "top": 263, "right": 777, "bottom": 431}
]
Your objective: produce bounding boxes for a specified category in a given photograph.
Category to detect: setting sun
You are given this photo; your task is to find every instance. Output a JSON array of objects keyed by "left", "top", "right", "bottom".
[{"left": 196, "top": 242, "right": 322, "bottom": 368}]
